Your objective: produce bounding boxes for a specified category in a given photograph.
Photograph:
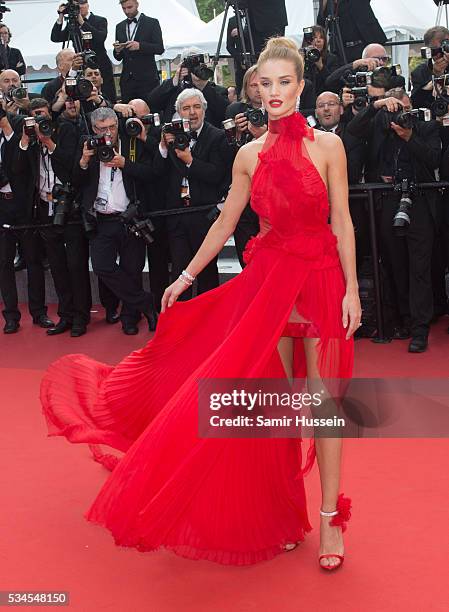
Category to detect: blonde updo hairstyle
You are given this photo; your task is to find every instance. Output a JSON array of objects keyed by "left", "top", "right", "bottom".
[{"left": 257, "top": 36, "right": 304, "bottom": 83}]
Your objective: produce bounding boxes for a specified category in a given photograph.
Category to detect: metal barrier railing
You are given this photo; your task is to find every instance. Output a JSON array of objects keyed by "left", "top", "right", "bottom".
[{"left": 349, "top": 181, "right": 449, "bottom": 342}]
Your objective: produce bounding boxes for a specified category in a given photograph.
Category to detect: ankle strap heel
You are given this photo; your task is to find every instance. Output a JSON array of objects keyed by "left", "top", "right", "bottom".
[{"left": 320, "top": 493, "right": 352, "bottom": 532}]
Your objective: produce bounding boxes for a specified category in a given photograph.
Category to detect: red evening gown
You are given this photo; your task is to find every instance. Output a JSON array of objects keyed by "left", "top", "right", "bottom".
[{"left": 40, "top": 112, "right": 354, "bottom": 566}]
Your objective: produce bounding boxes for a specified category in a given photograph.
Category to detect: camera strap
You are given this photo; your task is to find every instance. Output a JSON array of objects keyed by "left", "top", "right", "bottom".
[{"left": 129, "top": 137, "right": 137, "bottom": 163}]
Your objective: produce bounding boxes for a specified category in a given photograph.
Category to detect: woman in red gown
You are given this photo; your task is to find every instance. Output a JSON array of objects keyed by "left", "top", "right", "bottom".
[{"left": 41, "top": 38, "right": 361, "bottom": 570}]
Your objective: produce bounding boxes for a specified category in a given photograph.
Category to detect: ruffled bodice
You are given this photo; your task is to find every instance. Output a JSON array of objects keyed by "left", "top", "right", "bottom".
[{"left": 245, "top": 112, "right": 339, "bottom": 268}]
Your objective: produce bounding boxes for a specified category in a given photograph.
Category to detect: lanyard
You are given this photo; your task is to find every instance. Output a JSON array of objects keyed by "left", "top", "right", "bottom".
[
  {"left": 129, "top": 137, "right": 137, "bottom": 162},
  {"left": 127, "top": 16, "right": 140, "bottom": 42},
  {"left": 41, "top": 147, "right": 52, "bottom": 191}
]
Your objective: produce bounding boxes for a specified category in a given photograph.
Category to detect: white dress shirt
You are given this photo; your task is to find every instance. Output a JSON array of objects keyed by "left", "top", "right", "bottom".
[
  {"left": 94, "top": 163, "right": 129, "bottom": 214},
  {"left": 0, "top": 129, "right": 13, "bottom": 194}
]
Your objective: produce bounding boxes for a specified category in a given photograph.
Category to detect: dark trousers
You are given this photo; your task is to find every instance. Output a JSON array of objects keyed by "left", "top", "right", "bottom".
[
  {"left": 378, "top": 192, "right": 435, "bottom": 336},
  {"left": 349, "top": 199, "right": 371, "bottom": 273},
  {"left": 0, "top": 197, "right": 48, "bottom": 322},
  {"left": 147, "top": 217, "right": 170, "bottom": 312},
  {"left": 234, "top": 203, "right": 259, "bottom": 269},
  {"left": 167, "top": 210, "right": 219, "bottom": 301},
  {"left": 253, "top": 27, "right": 286, "bottom": 57},
  {"left": 90, "top": 216, "right": 150, "bottom": 326},
  {"left": 119, "top": 78, "right": 160, "bottom": 104},
  {"left": 37, "top": 201, "right": 91, "bottom": 324}
]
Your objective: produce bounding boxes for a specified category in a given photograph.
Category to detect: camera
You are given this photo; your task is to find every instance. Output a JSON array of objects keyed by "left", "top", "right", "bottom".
[
  {"left": 389, "top": 108, "right": 431, "bottom": 129},
  {"left": 121, "top": 202, "right": 155, "bottom": 246},
  {"left": 60, "top": 0, "right": 80, "bottom": 21},
  {"left": 33, "top": 113, "right": 53, "bottom": 137},
  {"left": 86, "top": 134, "right": 115, "bottom": 162},
  {"left": 23, "top": 116, "right": 37, "bottom": 139},
  {"left": 52, "top": 183, "right": 74, "bottom": 227},
  {"left": 7, "top": 86, "right": 28, "bottom": 101},
  {"left": 81, "top": 31, "right": 98, "bottom": 70},
  {"left": 421, "top": 39, "right": 449, "bottom": 60},
  {"left": 65, "top": 75, "right": 94, "bottom": 101},
  {"left": 181, "top": 53, "right": 214, "bottom": 88},
  {"left": 162, "top": 118, "right": 191, "bottom": 151},
  {"left": 302, "top": 27, "right": 321, "bottom": 69},
  {"left": 350, "top": 87, "right": 371, "bottom": 111},
  {"left": 125, "top": 113, "right": 161, "bottom": 137},
  {"left": 243, "top": 107, "right": 265, "bottom": 128},
  {"left": 223, "top": 117, "right": 237, "bottom": 146},
  {"left": 393, "top": 178, "right": 414, "bottom": 236},
  {"left": 343, "top": 70, "right": 372, "bottom": 88}
]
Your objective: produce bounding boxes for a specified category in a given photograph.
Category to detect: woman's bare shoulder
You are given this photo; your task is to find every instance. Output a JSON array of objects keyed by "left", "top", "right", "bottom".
[
  {"left": 234, "top": 135, "right": 267, "bottom": 172},
  {"left": 313, "top": 129, "right": 344, "bottom": 152}
]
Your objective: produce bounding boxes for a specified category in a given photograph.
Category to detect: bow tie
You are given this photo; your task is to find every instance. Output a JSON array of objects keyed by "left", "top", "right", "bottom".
[
  {"left": 127, "top": 17, "right": 137, "bottom": 24},
  {"left": 190, "top": 131, "right": 198, "bottom": 141}
]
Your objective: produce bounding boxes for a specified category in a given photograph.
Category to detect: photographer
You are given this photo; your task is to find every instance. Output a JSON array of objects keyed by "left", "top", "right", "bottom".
[
  {"left": 16, "top": 98, "right": 91, "bottom": 336},
  {"left": 0, "top": 69, "right": 31, "bottom": 122},
  {"left": 41, "top": 49, "right": 76, "bottom": 105},
  {"left": 51, "top": 69, "right": 110, "bottom": 120},
  {"left": 148, "top": 47, "right": 229, "bottom": 129},
  {"left": 113, "top": 0, "right": 164, "bottom": 103},
  {"left": 325, "top": 44, "right": 404, "bottom": 94},
  {"left": 74, "top": 107, "right": 158, "bottom": 334},
  {"left": 224, "top": 65, "right": 263, "bottom": 265},
  {"left": 318, "top": 0, "right": 386, "bottom": 63},
  {"left": 301, "top": 25, "right": 341, "bottom": 96},
  {"left": 347, "top": 88, "right": 442, "bottom": 352},
  {"left": 51, "top": 0, "right": 116, "bottom": 103},
  {"left": 411, "top": 26, "right": 449, "bottom": 110},
  {"left": 154, "top": 89, "right": 228, "bottom": 300},
  {"left": 226, "top": 15, "right": 250, "bottom": 97},
  {"left": 0, "top": 24, "right": 26, "bottom": 76},
  {"left": 0, "top": 98, "right": 55, "bottom": 334}
]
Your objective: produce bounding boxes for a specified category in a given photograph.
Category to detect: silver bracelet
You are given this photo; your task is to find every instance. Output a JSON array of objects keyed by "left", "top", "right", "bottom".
[
  {"left": 181, "top": 269, "right": 196, "bottom": 283},
  {"left": 178, "top": 274, "right": 192, "bottom": 286},
  {"left": 320, "top": 509, "right": 339, "bottom": 517}
]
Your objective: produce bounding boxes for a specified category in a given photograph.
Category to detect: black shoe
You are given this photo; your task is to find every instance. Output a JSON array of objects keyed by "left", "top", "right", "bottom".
[
  {"left": 33, "top": 314, "right": 55, "bottom": 328},
  {"left": 408, "top": 335, "right": 428, "bottom": 353},
  {"left": 46, "top": 319, "right": 72, "bottom": 336},
  {"left": 144, "top": 299, "right": 158, "bottom": 332},
  {"left": 106, "top": 310, "right": 120, "bottom": 324},
  {"left": 3, "top": 321, "right": 20, "bottom": 334},
  {"left": 393, "top": 326, "right": 411, "bottom": 340},
  {"left": 70, "top": 324, "right": 87, "bottom": 337},
  {"left": 122, "top": 325, "right": 139, "bottom": 335},
  {"left": 42, "top": 258, "right": 50, "bottom": 272},
  {"left": 14, "top": 257, "right": 26, "bottom": 272}
]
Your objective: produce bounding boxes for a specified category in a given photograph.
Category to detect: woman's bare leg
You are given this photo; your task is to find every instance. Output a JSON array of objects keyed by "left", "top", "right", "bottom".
[{"left": 303, "top": 338, "right": 344, "bottom": 568}]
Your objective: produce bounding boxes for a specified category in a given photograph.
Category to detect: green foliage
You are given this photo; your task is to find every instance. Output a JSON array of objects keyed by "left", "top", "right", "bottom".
[{"left": 196, "top": 0, "right": 224, "bottom": 22}]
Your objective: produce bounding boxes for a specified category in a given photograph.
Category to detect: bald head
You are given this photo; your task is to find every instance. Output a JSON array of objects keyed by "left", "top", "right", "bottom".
[
  {"left": 0, "top": 69, "right": 21, "bottom": 94},
  {"left": 56, "top": 49, "right": 75, "bottom": 75},
  {"left": 362, "top": 44, "right": 388, "bottom": 65},
  {"left": 129, "top": 98, "right": 150, "bottom": 117},
  {"left": 315, "top": 91, "right": 342, "bottom": 130}
]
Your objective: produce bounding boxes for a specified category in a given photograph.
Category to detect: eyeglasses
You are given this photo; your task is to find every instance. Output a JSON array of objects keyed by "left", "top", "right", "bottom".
[
  {"left": 316, "top": 101, "right": 340, "bottom": 109},
  {"left": 372, "top": 55, "right": 390, "bottom": 62},
  {"left": 95, "top": 123, "right": 117, "bottom": 134}
]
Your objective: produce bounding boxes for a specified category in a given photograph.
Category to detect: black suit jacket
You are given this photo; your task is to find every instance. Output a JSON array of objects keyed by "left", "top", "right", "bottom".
[
  {"left": 153, "top": 121, "right": 228, "bottom": 209},
  {"left": 247, "top": 0, "right": 288, "bottom": 31},
  {"left": 51, "top": 15, "right": 113, "bottom": 81},
  {"left": 113, "top": 14, "right": 164, "bottom": 87},
  {"left": 318, "top": 0, "right": 386, "bottom": 46},
  {"left": 347, "top": 103, "right": 442, "bottom": 219},
  {"left": 0, "top": 46, "right": 26, "bottom": 76}
]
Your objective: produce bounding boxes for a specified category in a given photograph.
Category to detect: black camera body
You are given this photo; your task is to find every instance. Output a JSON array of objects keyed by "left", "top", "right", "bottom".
[
  {"left": 243, "top": 107, "right": 265, "bottom": 128},
  {"left": 61, "top": 0, "right": 80, "bottom": 21},
  {"left": 162, "top": 118, "right": 192, "bottom": 151},
  {"left": 121, "top": 202, "right": 155, "bottom": 245},
  {"left": 181, "top": 53, "right": 214, "bottom": 88},
  {"left": 65, "top": 75, "right": 94, "bottom": 101},
  {"left": 125, "top": 113, "right": 161, "bottom": 137},
  {"left": 421, "top": 39, "right": 449, "bottom": 60},
  {"left": 33, "top": 113, "right": 53, "bottom": 137},
  {"left": 81, "top": 31, "right": 98, "bottom": 70},
  {"left": 52, "top": 183, "right": 75, "bottom": 227},
  {"left": 86, "top": 134, "right": 115, "bottom": 162},
  {"left": 389, "top": 108, "right": 431, "bottom": 129}
]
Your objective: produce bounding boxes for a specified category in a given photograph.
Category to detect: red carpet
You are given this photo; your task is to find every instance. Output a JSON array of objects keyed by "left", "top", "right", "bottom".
[{"left": 1, "top": 308, "right": 449, "bottom": 611}]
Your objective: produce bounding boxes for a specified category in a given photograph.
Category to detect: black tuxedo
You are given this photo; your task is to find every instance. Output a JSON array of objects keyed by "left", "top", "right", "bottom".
[
  {"left": 348, "top": 104, "right": 442, "bottom": 336},
  {"left": 114, "top": 13, "right": 164, "bottom": 102},
  {"left": 246, "top": 0, "right": 288, "bottom": 55},
  {"left": 0, "top": 45, "right": 26, "bottom": 76},
  {"left": 318, "top": 0, "right": 386, "bottom": 63},
  {"left": 73, "top": 137, "right": 156, "bottom": 326},
  {"left": 51, "top": 15, "right": 116, "bottom": 103},
  {"left": 153, "top": 121, "right": 228, "bottom": 298}
]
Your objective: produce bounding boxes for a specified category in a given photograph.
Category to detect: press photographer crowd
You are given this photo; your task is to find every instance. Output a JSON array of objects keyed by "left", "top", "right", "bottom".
[{"left": 1, "top": 0, "right": 449, "bottom": 354}]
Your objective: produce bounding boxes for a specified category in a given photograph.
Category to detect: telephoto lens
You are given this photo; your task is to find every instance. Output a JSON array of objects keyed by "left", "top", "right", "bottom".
[{"left": 35, "top": 115, "right": 53, "bottom": 137}]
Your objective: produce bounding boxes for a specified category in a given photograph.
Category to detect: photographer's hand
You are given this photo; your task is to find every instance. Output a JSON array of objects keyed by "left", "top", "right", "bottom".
[
  {"left": 234, "top": 112, "right": 249, "bottom": 135},
  {"left": 172, "top": 65, "right": 189, "bottom": 87},
  {"left": 113, "top": 103, "right": 134, "bottom": 117},
  {"left": 72, "top": 53, "right": 84, "bottom": 72},
  {"left": 433, "top": 54, "right": 449, "bottom": 76},
  {"left": 341, "top": 86, "right": 354, "bottom": 109},
  {"left": 105, "top": 154, "right": 125, "bottom": 169},
  {"left": 248, "top": 123, "right": 267, "bottom": 140},
  {"left": 160, "top": 131, "right": 175, "bottom": 154},
  {"left": 373, "top": 97, "right": 404, "bottom": 112},
  {"left": 175, "top": 147, "right": 193, "bottom": 165},
  {"left": 391, "top": 122, "right": 412, "bottom": 142},
  {"left": 126, "top": 41, "right": 140, "bottom": 52},
  {"left": 57, "top": 3, "right": 65, "bottom": 24},
  {"left": 352, "top": 58, "right": 379, "bottom": 71},
  {"left": 191, "top": 73, "right": 208, "bottom": 91},
  {"left": 79, "top": 141, "right": 95, "bottom": 168},
  {"left": 20, "top": 126, "right": 30, "bottom": 150}
]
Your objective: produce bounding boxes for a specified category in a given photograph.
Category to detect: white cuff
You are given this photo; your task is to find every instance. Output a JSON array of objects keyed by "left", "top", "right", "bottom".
[
  {"left": 19, "top": 140, "right": 29, "bottom": 151},
  {"left": 158, "top": 143, "right": 168, "bottom": 159}
]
